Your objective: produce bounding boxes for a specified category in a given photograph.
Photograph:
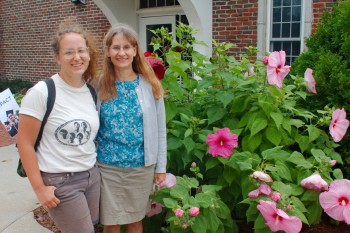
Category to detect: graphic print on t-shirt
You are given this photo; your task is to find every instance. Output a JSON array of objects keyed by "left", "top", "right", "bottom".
[{"left": 55, "top": 119, "right": 91, "bottom": 146}]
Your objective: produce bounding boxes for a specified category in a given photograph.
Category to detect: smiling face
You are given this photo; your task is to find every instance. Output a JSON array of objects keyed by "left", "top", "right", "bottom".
[
  {"left": 107, "top": 33, "right": 136, "bottom": 71},
  {"left": 55, "top": 32, "right": 90, "bottom": 79}
]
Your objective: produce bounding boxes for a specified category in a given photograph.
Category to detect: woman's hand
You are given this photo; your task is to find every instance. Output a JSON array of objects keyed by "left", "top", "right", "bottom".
[
  {"left": 153, "top": 173, "right": 166, "bottom": 185},
  {"left": 35, "top": 185, "right": 60, "bottom": 209}
]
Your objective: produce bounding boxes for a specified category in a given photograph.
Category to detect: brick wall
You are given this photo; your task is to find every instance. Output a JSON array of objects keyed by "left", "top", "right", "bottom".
[
  {"left": 212, "top": 0, "right": 258, "bottom": 57},
  {"left": 0, "top": 123, "right": 17, "bottom": 147},
  {"left": 212, "top": 0, "right": 337, "bottom": 58},
  {"left": 0, "top": 0, "right": 110, "bottom": 83},
  {"left": 312, "top": 0, "right": 338, "bottom": 32}
]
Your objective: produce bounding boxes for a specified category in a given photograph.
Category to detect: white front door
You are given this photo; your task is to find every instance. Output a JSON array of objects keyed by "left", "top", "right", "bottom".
[{"left": 139, "top": 15, "right": 176, "bottom": 53}]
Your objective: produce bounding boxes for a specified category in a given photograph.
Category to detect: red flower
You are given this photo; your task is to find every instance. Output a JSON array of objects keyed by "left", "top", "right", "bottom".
[
  {"left": 147, "top": 57, "right": 165, "bottom": 80},
  {"left": 144, "top": 51, "right": 152, "bottom": 57}
]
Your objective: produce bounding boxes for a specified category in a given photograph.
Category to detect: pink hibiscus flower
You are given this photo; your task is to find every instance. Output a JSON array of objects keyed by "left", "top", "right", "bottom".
[
  {"left": 206, "top": 128, "right": 238, "bottom": 158},
  {"left": 158, "top": 173, "right": 176, "bottom": 188},
  {"left": 146, "top": 202, "right": 163, "bottom": 217},
  {"left": 329, "top": 108, "right": 349, "bottom": 142},
  {"left": 266, "top": 51, "right": 291, "bottom": 88},
  {"left": 300, "top": 174, "right": 329, "bottom": 191},
  {"left": 319, "top": 179, "right": 350, "bottom": 224},
  {"left": 304, "top": 68, "right": 317, "bottom": 94},
  {"left": 257, "top": 200, "right": 302, "bottom": 233},
  {"left": 146, "top": 57, "right": 166, "bottom": 80}
]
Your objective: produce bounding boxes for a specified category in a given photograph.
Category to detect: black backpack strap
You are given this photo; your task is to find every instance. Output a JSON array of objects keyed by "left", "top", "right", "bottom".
[
  {"left": 34, "top": 78, "right": 56, "bottom": 151},
  {"left": 86, "top": 83, "right": 97, "bottom": 106}
]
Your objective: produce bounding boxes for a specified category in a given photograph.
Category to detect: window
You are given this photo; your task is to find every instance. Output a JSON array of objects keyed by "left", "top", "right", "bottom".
[
  {"left": 270, "top": 0, "right": 302, "bottom": 65},
  {"left": 139, "top": 0, "right": 180, "bottom": 9}
]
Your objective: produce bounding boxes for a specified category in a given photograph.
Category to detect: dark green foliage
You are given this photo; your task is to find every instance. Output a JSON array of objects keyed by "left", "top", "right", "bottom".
[
  {"left": 291, "top": 0, "right": 350, "bottom": 177},
  {"left": 0, "top": 79, "right": 33, "bottom": 94}
]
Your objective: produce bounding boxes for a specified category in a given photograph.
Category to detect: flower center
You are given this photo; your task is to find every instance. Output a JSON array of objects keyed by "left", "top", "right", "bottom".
[
  {"left": 339, "top": 197, "right": 349, "bottom": 206},
  {"left": 276, "top": 65, "right": 282, "bottom": 74},
  {"left": 220, "top": 140, "right": 224, "bottom": 146},
  {"left": 273, "top": 214, "right": 282, "bottom": 225}
]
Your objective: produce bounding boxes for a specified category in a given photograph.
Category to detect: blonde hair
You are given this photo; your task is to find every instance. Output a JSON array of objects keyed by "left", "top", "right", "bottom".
[
  {"left": 99, "top": 23, "right": 163, "bottom": 101},
  {"left": 51, "top": 17, "right": 98, "bottom": 84}
]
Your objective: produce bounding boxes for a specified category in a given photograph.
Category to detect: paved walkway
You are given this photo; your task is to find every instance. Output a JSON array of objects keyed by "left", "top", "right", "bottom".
[{"left": 0, "top": 144, "right": 51, "bottom": 233}]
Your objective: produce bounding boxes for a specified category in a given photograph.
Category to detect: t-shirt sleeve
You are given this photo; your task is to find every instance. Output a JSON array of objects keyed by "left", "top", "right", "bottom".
[{"left": 19, "top": 81, "right": 48, "bottom": 121}]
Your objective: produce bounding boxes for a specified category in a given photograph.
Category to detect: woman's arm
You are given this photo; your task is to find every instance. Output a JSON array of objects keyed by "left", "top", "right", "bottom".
[{"left": 17, "top": 114, "right": 60, "bottom": 209}]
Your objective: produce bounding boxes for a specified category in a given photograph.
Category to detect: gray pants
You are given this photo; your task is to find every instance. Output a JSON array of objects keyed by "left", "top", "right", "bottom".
[{"left": 41, "top": 165, "right": 100, "bottom": 233}]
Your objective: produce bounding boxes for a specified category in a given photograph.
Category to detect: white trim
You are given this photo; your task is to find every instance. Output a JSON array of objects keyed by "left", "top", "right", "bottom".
[{"left": 91, "top": 0, "right": 118, "bottom": 25}]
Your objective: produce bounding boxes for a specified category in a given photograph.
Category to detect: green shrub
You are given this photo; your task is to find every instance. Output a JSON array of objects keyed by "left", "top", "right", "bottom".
[
  {"left": 291, "top": 0, "right": 350, "bottom": 177},
  {"left": 0, "top": 78, "right": 33, "bottom": 94}
]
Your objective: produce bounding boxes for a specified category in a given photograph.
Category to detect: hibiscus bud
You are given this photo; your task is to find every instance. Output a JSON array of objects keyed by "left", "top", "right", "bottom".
[
  {"left": 189, "top": 207, "right": 200, "bottom": 217},
  {"left": 301, "top": 174, "right": 329, "bottom": 191},
  {"left": 259, "top": 183, "right": 272, "bottom": 196},
  {"left": 174, "top": 208, "right": 184, "bottom": 217},
  {"left": 270, "top": 192, "right": 281, "bottom": 202},
  {"left": 287, "top": 204, "right": 293, "bottom": 210},
  {"left": 248, "top": 189, "right": 260, "bottom": 198},
  {"left": 262, "top": 56, "right": 269, "bottom": 65},
  {"left": 329, "top": 160, "right": 337, "bottom": 167},
  {"left": 191, "top": 162, "right": 197, "bottom": 168},
  {"left": 250, "top": 171, "right": 273, "bottom": 183},
  {"left": 174, "top": 46, "right": 184, "bottom": 52},
  {"left": 182, "top": 223, "right": 189, "bottom": 229}
]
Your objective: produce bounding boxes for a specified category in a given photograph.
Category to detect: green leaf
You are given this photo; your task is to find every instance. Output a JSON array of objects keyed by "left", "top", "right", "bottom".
[
  {"left": 170, "top": 185, "right": 189, "bottom": 200},
  {"left": 207, "top": 107, "right": 227, "bottom": 125},
  {"left": 248, "top": 133, "right": 263, "bottom": 152},
  {"left": 231, "top": 95, "right": 251, "bottom": 113},
  {"left": 265, "top": 126, "right": 282, "bottom": 146},
  {"left": 164, "top": 101, "right": 178, "bottom": 123},
  {"left": 167, "top": 137, "right": 183, "bottom": 150},
  {"left": 250, "top": 118, "right": 268, "bottom": 137},
  {"left": 289, "top": 119, "right": 304, "bottom": 128},
  {"left": 223, "top": 166, "right": 236, "bottom": 184},
  {"left": 206, "top": 158, "right": 221, "bottom": 171},
  {"left": 276, "top": 161, "right": 292, "bottom": 181},
  {"left": 288, "top": 151, "right": 313, "bottom": 169},
  {"left": 272, "top": 181, "right": 293, "bottom": 196},
  {"left": 295, "top": 135, "right": 310, "bottom": 152},
  {"left": 333, "top": 168, "right": 343, "bottom": 179},
  {"left": 307, "top": 125, "right": 321, "bottom": 142},
  {"left": 184, "top": 128, "right": 193, "bottom": 138},
  {"left": 204, "top": 209, "right": 221, "bottom": 232},
  {"left": 162, "top": 197, "right": 178, "bottom": 209},
  {"left": 183, "top": 138, "right": 196, "bottom": 152},
  {"left": 270, "top": 112, "right": 283, "bottom": 129},
  {"left": 218, "top": 91, "right": 234, "bottom": 108},
  {"left": 192, "top": 214, "right": 208, "bottom": 233}
]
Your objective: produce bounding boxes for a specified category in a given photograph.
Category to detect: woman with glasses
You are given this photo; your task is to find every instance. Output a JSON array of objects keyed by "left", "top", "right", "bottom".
[
  {"left": 17, "top": 17, "right": 100, "bottom": 233},
  {"left": 96, "top": 23, "right": 167, "bottom": 233}
]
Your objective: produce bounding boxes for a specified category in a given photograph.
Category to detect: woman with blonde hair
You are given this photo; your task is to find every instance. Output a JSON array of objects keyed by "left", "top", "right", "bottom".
[
  {"left": 96, "top": 23, "right": 167, "bottom": 233},
  {"left": 17, "top": 17, "right": 100, "bottom": 233}
]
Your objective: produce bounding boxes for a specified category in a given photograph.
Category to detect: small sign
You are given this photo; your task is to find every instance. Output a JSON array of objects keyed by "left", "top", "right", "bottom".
[{"left": 0, "top": 88, "right": 20, "bottom": 137}]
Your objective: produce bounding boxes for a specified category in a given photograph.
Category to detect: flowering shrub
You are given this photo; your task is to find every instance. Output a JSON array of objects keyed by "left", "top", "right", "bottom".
[{"left": 143, "top": 24, "right": 350, "bottom": 233}]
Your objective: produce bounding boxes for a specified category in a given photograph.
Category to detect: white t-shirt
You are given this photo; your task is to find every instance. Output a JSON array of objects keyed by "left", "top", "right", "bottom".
[{"left": 20, "top": 74, "right": 99, "bottom": 173}]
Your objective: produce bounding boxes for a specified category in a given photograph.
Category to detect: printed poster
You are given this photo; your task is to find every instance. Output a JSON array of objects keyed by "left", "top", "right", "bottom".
[{"left": 0, "top": 88, "right": 20, "bottom": 137}]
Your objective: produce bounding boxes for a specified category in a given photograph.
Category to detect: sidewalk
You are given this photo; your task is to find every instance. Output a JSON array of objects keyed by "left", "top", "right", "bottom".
[{"left": 0, "top": 144, "right": 51, "bottom": 233}]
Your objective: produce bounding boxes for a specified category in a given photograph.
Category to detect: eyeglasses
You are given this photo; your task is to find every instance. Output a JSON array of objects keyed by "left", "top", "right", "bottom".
[{"left": 62, "top": 47, "right": 90, "bottom": 60}]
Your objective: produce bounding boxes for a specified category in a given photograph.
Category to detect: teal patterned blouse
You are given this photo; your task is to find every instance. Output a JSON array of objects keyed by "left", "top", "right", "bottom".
[{"left": 96, "top": 77, "right": 145, "bottom": 167}]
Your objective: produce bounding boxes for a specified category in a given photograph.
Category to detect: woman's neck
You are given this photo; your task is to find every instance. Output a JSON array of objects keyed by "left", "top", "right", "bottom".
[
  {"left": 58, "top": 72, "right": 85, "bottom": 88},
  {"left": 114, "top": 68, "right": 137, "bottom": 81}
]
